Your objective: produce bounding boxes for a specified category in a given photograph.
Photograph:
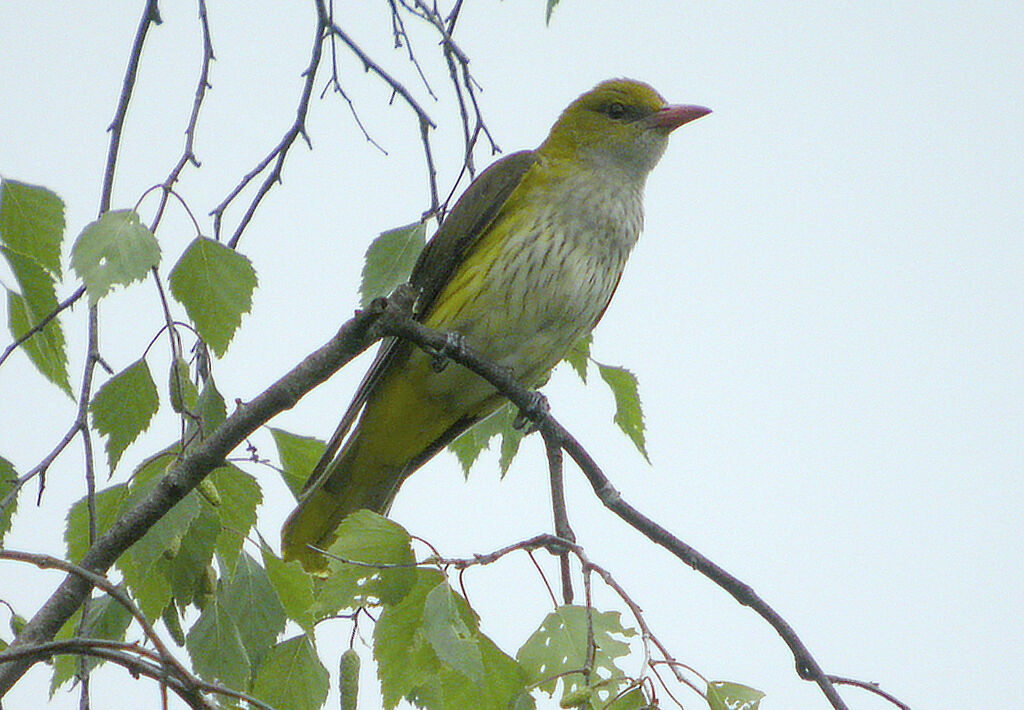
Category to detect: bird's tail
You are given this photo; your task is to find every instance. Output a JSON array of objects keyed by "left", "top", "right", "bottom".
[{"left": 280, "top": 433, "right": 399, "bottom": 574}]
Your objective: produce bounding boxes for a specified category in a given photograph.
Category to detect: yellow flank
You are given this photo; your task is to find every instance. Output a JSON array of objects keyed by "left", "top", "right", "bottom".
[{"left": 281, "top": 79, "right": 710, "bottom": 571}]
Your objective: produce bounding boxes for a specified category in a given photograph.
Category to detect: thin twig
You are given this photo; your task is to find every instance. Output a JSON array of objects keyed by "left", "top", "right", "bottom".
[
  {"left": 149, "top": 0, "right": 213, "bottom": 235},
  {"left": 827, "top": 675, "right": 911, "bottom": 710},
  {"left": 319, "top": 13, "right": 388, "bottom": 156},
  {"left": 325, "top": 20, "right": 440, "bottom": 215},
  {"left": 212, "top": 0, "right": 328, "bottom": 247},
  {"left": 372, "top": 310, "right": 852, "bottom": 710},
  {"left": 0, "top": 551, "right": 189, "bottom": 682},
  {"left": 0, "top": 285, "right": 86, "bottom": 368},
  {"left": 542, "top": 427, "right": 575, "bottom": 604}
]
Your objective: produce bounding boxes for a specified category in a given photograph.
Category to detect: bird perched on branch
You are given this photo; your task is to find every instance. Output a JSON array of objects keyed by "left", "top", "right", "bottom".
[{"left": 282, "top": 78, "right": 710, "bottom": 571}]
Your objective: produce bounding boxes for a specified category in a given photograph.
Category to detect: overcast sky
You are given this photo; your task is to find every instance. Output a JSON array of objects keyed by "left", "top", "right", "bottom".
[{"left": 2, "top": 2, "right": 1022, "bottom": 709}]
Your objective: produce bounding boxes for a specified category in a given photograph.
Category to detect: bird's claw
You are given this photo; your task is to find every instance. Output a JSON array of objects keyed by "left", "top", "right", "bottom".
[{"left": 513, "top": 391, "right": 549, "bottom": 432}]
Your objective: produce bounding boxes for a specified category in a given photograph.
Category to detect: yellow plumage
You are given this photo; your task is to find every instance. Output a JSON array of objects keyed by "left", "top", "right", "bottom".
[{"left": 282, "top": 79, "right": 710, "bottom": 570}]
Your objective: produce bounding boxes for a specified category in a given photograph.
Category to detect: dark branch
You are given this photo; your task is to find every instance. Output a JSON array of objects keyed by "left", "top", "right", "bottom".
[
  {"left": 372, "top": 309, "right": 852, "bottom": 710},
  {"left": 0, "top": 305, "right": 388, "bottom": 695},
  {"left": 0, "top": 550, "right": 189, "bottom": 683}
]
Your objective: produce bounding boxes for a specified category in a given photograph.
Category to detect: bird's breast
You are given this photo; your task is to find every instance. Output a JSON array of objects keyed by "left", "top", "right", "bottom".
[{"left": 428, "top": 171, "right": 644, "bottom": 384}]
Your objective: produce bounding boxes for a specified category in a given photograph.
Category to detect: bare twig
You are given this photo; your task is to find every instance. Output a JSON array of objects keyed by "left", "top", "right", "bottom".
[
  {"left": 0, "top": 421, "right": 82, "bottom": 516},
  {"left": 0, "top": 551, "right": 189, "bottom": 682},
  {"left": 387, "top": 0, "right": 437, "bottom": 99},
  {"left": 827, "top": 675, "right": 911, "bottom": 710},
  {"left": 542, "top": 427, "right": 575, "bottom": 604},
  {"left": 101, "top": 0, "right": 161, "bottom": 213},
  {"left": 212, "top": 0, "right": 328, "bottom": 248},
  {"left": 320, "top": 3, "right": 388, "bottom": 156},
  {"left": 149, "top": 0, "right": 213, "bottom": 235},
  {"left": 324, "top": 20, "right": 440, "bottom": 216},
  {"left": 373, "top": 310, "right": 852, "bottom": 710}
]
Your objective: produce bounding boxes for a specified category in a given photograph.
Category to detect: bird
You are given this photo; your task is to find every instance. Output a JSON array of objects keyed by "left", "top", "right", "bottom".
[{"left": 282, "top": 78, "right": 710, "bottom": 571}]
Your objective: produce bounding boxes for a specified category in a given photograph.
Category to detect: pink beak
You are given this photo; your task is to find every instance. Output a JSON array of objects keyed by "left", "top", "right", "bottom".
[{"left": 651, "top": 104, "right": 712, "bottom": 131}]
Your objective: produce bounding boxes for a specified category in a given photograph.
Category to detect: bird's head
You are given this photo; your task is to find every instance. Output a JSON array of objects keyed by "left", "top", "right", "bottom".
[{"left": 540, "top": 78, "right": 710, "bottom": 180}]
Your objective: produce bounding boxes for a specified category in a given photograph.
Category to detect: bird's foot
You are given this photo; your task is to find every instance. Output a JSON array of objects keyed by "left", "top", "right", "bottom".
[{"left": 513, "top": 391, "right": 550, "bottom": 432}]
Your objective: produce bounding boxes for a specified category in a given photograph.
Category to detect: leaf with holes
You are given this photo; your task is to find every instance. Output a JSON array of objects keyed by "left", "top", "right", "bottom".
[
  {"left": 70, "top": 209, "right": 160, "bottom": 302},
  {"left": 706, "top": 681, "right": 765, "bottom": 710},
  {"left": 516, "top": 605, "right": 636, "bottom": 699}
]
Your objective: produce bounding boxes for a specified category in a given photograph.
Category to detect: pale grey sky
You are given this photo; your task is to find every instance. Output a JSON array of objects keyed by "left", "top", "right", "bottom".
[{"left": 2, "top": 2, "right": 1022, "bottom": 709}]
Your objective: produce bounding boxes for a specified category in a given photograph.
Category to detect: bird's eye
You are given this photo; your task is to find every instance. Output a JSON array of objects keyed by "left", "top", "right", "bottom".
[{"left": 606, "top": 102, "right": 626, "bottom": 119}]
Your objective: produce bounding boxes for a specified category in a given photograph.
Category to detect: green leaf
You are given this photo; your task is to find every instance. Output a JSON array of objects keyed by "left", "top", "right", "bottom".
[
  {"left": 70, "top": 209, "right": 159, "bottom": 302},
  {"left": 0, "top": 179, "right": 64, "bottom": 277},
  {"left": 448, "top": 403, "right": 525, "bottom": 478},
  {"left": 4, "top": 247, "right": 71, "bottom": 395},
  {"left": 50, "top": 591, "right": 132, "bottom": 695},
  {"left": 168, "top": 356, "right": 198, "bottom": 414},
  {"left": 185, "top": 596, "right": 251, "bottom": 690},
  {"left": 251, "top": 635, "right": 329, "bottom": 710},
  {"left": 168, "top": 236, "right": 257, "bottom": 357},
  {"left": 117, "top": 449, "right": 201, "bottom": 619},
  {"left": 2, "top": 245, "right": 58, "bottom": 317},
  {"left": 0, "top": 456, "right": 18, "bottom": 545},
  {"left": 517, "top": 605, "right": 636, "bottom": 699},
  {"left": 89, "top": 359, "right": 159, "bottom": 472},
  {"left": 604, "top": 685, "right": 646, "bottom": 710},
  {"left": 706, "top": 681, "right": 765, "bottom": 710},
  {"left": 421, "top": 582, "right": 484, "bottom": 685},
  {"left": 375, "top": 569, "right": 446, "bottom": 709},
  {"left": 64, "top": 483, "right": 130, "bottom": 563},
  {"left": 261, "top": 541, "right": 315, "bottom": 630},
  {"left": 163, "top": 500, "right": 220, "bottom": 606},
  {"left": 220, "top": 551, "right": 286, "bottom": 667},
  {"left": 564, "top": 334, "right": 592, "bottom": 383},
  {"left": 197, "top": 376, "right": 227, "bottom": 432},
  {"left": 375, "top": 569, "right": 528, "bottom": 710},
  {"left": 209, "top": 464, "right": 262, "bottom": 569},
  {"left": 545, "top": 0, "right": 562, "bottom": 24},
  {"left": 596, "top": 363, "right": 648, "bottom": 461},
  {"left": 360, "top": 222, "right": 426, "bottom": 307},
  {"left": 448, "top": 405, "right": 507, "bottom": 477},
  {"left": 314, "top": 511, "right": 415, "bottom": 614},
  {"left": 269, "top": 427, "right": 326, "bottom": 499},
  {"left": 496, "top": 405, "right": 527, "bottom": 476}
]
